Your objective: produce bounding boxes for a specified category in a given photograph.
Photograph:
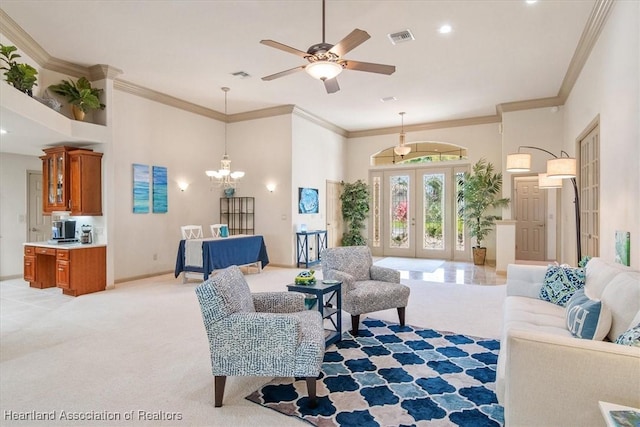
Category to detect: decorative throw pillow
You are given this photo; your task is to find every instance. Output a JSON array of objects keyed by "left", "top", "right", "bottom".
[
  {"left": 615, "top": 323, "right": 640, "bottom": 347},
  {"left": 565, "top": 289, "right": 612, "bottom": 340},
  {"left": 539, "top": 265, "right": 585, "bottom": 307}
]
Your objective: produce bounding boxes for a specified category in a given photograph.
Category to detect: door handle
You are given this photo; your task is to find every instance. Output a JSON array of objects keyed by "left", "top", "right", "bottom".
[{"left": 31, "top": 227, "right": 38, "bottom": 232}]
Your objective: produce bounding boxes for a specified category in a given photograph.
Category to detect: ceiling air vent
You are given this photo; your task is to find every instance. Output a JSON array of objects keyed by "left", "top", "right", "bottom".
[
  {"left": 388, "top": 29, "right": 415, "bottom": 45},
  {"left": 231, "top": 71, "right": 251, "bottom": 78}
]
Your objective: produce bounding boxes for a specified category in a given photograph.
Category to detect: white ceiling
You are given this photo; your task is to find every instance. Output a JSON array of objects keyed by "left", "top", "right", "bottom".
[{"left": 1, "top": 0, "right": 596, "bottom": 132}]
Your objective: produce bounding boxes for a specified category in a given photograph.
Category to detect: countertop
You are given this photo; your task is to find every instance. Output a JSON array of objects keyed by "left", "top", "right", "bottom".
[{"left": 24, "top": 241, "right": 107, "bottom": 250}]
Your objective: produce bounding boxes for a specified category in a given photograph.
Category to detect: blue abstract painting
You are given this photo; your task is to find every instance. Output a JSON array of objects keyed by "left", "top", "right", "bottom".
[
  {"left": 298, "top": 187, "right": 319, "bottom": 214},
  {"left": 132, "top": 164, "right": 149, "bottom": 213},
  {"left": 152, "top": 166, "right": 168, "bottom": 213}
]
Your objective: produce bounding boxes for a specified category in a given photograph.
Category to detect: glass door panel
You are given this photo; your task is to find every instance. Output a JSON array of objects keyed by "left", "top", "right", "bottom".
[
  {"left": 416, "top": 169, "right": 451, "bottom": 259},
  {"left": 383, "top": 171, "right": 415, "bottom": 257}
]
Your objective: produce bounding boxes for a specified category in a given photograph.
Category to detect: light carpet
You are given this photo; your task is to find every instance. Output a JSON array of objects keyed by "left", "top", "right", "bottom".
[
  {"left": 247, "top": 318, "right": 503, "bottom": 427},
  {"left": 374, "top": 258, "right": 445, "bottom": 273},
  {"left": 0, "top": 266, "right": 505, "bottom": 426}
]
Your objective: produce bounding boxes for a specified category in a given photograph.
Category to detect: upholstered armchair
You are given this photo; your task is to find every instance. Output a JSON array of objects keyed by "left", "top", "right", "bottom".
[
  {"left": 195, "top": 265, "right": 325, "bottom": 407},
  {"left": 321, "top": 246, "right": 410, "bottom": 335}
]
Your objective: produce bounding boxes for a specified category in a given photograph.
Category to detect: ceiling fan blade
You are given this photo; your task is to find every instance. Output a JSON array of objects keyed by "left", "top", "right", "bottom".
[
  {"left": 323, "top": 77, "right": 340, "bottom": 94},
  {"left": 261, "top": 66, "right": 306, "bottom": 81},
  {"left": 344, "top": 60, "right": 396, "bottom": 75},
  {"left": 260, "top": 39, "right": 309, "bottom": 58},
  {"left": 328, "top": 29, "right": 370, "bottom": 57}
]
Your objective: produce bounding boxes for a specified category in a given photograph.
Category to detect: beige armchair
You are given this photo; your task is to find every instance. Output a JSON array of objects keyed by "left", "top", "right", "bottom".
[
  {"left": 195, "top": 265, "right": 325, "bottom": 407},
  {"left": 321, "top": 246, "right": 410, "bottom": 335}
]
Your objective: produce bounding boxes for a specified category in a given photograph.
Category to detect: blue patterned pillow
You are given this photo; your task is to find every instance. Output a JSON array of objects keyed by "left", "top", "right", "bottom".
[
  {"left": 539, "top": 265, "right": 585, "bottom": 307},
  {"left": 616, "top": 323, "right": 640, "bottom": 347},
  {"left": 565, "top": 289, "right": 611, "bottom": 340}
]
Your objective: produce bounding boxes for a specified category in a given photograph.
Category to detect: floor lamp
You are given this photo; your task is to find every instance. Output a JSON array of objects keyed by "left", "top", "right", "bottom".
[{"left": 506, "top": 145, "right": 582, "bottom": 262}]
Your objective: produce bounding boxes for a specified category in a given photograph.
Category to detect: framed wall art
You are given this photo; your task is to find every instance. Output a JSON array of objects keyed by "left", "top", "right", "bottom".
[
  {"left": 298, "top": 187, "right": 319, "bottom": 214},
  {"left": 132, "top": 163, "right": 150, "bottom": 213},
  {"left": 152, "top": 166, "right": 168, "bottom": 213}
]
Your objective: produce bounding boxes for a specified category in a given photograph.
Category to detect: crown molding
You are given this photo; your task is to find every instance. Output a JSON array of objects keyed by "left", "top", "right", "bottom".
[
  {"left": 114, "top": 79, "right": 225, "bottom": 121},
  {"left": 1, "top": 0, "right": 613, "bottom": 136},
  {"left": 496, "top": 96, "right": 564, "bottom": 116},
  {"left": 292, "top": 106, "right": 349, "bottom": 137},
  {"left": 347, "top": 115, "right": 500, "bottom": 139},
  {"left": 558, "top": 0, "right": 614, "bottom": 102},
  {"left": 89, "top": 64, "right": 123, "bottom": 81},
  {"left": 227, "top": 104, "right": 294, "bottom": 123}
]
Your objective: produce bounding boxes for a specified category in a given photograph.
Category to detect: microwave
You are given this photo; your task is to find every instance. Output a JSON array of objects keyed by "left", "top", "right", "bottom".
[{"left": 52, "top": 220, "right": 76, "bottom": 240}]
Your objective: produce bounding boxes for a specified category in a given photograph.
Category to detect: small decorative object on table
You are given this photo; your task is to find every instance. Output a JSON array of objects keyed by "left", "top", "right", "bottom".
[
  {"left": 295, "top": 270, "right": 316, "bottom": 285},
  {"left": 224, "top": 187, "right": 235, "bottom": 198}
]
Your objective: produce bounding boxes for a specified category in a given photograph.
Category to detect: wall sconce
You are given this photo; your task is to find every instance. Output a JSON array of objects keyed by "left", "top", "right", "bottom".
[
  {"left": 266, "top": 183, "right": 276, "bottom": 193},
  {"left": 178, "top": 182, "right": 189, "bottom": 192}
]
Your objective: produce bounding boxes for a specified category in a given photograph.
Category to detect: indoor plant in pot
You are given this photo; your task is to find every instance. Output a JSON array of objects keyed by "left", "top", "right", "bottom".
[
  {"left": 48, "top": 77, "right": 105, "bottom": 121},
  {"left": 0, "top": 44, "right": 38, "bottom": 96},
  {"left": 458, "top": 158, "right": 510, "bottom": 265},
  {"left": 340, "top": 179, "right": 370, "bottom": 246}
]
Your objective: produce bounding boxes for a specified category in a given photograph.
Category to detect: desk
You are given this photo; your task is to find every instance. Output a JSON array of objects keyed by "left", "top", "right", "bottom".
[
  {"left": 174, "top": 235, "right": 269, "bottom": 281},
  {"left": 287, "top": 281, "right": 342, "bottom": 347}
]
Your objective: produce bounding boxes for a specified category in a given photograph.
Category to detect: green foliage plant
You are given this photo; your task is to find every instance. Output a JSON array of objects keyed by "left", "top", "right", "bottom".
[
  {"left": 457, "top": 158, "right": 510, "bottom": 248},
  {"left": 340, "top": 179, "right": 370, "bottom": 246},
  {"left": 49, "top": 77, "right": 105, "bottom": 112},
  {"left": 0, "top": 44, "right": 38, "bottom": 95}
]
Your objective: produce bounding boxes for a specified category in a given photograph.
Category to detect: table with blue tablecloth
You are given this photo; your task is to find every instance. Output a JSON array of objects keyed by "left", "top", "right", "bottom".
[{"left": 174, "top": 235, "right": 269, "bottom": 281}]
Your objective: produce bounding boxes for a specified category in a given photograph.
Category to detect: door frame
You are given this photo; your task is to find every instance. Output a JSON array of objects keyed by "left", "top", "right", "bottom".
[{"left": 369, "top": 164, "right": 470, "bottom": 261}]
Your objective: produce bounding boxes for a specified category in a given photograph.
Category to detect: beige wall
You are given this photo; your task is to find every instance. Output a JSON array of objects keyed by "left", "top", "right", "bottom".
[
  {"left": 0, "top": 154, "right": 41, "bottom": 278},
  {"left": 562, "top": 0, "right": 639, "bottom": 268}
]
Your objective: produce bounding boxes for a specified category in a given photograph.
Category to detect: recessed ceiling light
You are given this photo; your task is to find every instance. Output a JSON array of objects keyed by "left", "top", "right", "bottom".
[
  {"left": 0, "top": 129, "right": 7, "bottom": 135},
  {"left": 526, "top": 0, "right": 538, "bottom": 4},
  {"left": 381, "top": 96, "right": 397, "bottom": 102},
  {"left": 438, "top": 24, "right": 452, "bottom": 34}
]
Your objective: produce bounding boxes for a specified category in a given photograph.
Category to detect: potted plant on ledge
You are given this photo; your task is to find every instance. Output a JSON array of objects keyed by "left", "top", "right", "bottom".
[
  {"left": 0, "top": 44, "right": 38, "bottom": 96},
  {"left": 48, "top": 77, "right": 105, "bottom": 121},
  {"left": 458, "top": 158, "right": 510, "bottom": 265}
]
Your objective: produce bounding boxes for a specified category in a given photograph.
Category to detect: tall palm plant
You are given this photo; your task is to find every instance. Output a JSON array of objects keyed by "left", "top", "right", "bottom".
[{"left": 458, "top": 159, "right": 510, "bottom": 262}]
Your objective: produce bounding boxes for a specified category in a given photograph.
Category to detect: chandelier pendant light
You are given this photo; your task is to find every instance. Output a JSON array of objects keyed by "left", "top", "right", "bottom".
[
  {"left": 205, "top": 87, "right": 245, "bottom": 190},
  {"left": 394, "top": 112, "right": 411, "bottom": 157}
]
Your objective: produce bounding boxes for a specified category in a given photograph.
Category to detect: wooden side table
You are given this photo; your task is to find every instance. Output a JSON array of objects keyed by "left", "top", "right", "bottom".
[{"left": 287, "top": 280, "right": 342, "bottom": 346}]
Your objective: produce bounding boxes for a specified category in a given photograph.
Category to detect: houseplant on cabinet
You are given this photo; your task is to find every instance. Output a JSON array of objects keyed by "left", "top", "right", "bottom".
[
  {"left": 0, "top": 44, "right": 38, "bottom": 96},
  {"left": 340, "top": 179, "right": 370, "bottom": 246},
  {"left": 458, "top": 158, "right": 510, "bottom": 265},
  {"left": 48, "top": 77, "right": 105, "bottom": 121}
]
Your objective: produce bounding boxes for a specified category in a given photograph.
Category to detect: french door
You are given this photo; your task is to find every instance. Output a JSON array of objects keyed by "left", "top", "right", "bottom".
[{"left": 370, "top": 165, "right": 469, "bottom": 260}]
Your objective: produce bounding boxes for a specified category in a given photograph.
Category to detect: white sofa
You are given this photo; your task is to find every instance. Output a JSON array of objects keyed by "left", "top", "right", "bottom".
[{"left": 496, "top": 257, "right": 640, "bottom": 426}]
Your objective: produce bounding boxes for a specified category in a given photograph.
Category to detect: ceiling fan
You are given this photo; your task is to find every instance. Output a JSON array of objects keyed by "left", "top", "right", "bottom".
[{"left": 260, "top": 0, "right": 396, "bottom": 94}]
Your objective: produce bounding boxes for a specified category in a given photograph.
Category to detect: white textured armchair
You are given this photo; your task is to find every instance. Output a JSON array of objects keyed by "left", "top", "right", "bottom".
[
  {"left": 195, "top": 265, "right": 325, "bottom": 407},
  {"left": 321, "top": 246, "right": 410, "bottom": 335}
]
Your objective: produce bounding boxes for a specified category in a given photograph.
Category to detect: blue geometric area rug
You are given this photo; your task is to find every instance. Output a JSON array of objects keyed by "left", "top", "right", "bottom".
[{"left": 246, "top": 318, "right": 504, "bottom": 427}]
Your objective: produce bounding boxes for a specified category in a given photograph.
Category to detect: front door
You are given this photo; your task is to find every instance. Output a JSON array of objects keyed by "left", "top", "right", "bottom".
[
  {"left": 371, "top": 166, "right": 468, "bottom": 260},
  {"left": 514, "top": 176, "right": 546, "bottom": 261}
]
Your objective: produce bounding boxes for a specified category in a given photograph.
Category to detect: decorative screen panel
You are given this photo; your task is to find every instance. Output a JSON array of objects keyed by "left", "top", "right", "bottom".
[
  {"left": 389, "top": 175, "right": 409, "bottom": 248},
  {"left": 456, "top": 172, "right": 465, "bottom": 251},
  {"left": 423, "top": 173, "right": 445, "bottom": 250}
]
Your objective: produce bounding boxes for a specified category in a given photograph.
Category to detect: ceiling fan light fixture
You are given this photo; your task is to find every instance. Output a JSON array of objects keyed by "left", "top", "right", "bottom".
[{"left": 305, "top": 60, "right": 343, "bottom": 80}]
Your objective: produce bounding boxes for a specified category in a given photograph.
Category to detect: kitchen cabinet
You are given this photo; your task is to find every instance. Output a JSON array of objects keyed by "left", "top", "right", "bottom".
[
  {"left": 23, "top": 244, "right": 106, "bottom": 296},
  {"left": 41, "top": 146, "right": 103, "bottom": 215}
]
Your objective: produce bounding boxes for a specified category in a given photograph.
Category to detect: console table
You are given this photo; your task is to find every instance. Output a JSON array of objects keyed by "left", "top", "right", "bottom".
[
  {"left": 287, "top": 280, "right": 342, "bottom": 347},
  {"left": 295, "top": 230, "right": 327, "bottom": 268}
]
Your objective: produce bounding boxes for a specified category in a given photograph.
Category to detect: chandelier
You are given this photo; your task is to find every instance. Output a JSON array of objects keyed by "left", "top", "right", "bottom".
[
  {"left": 393, "top": 112, "right": 411, "bottom": 157},
  {"left": 205, "top": 87, "right": 244, "bottom": 190}
]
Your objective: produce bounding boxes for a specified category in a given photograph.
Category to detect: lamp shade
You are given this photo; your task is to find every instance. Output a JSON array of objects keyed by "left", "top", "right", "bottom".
[
  {"left": 547, "top": 157, "right": 576, "bottom": 178},
  {"left": 538, "top": 173, "right": 563, "bottom": 188},
  {"left": 394, "top": 145, "right": 411, "bottom": 156},
  {"left": 305, "top": 61, "right": 343, "bottom": 80},
  {"left": 506, "top": 153, "right": 531, "bottom": 172}
]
